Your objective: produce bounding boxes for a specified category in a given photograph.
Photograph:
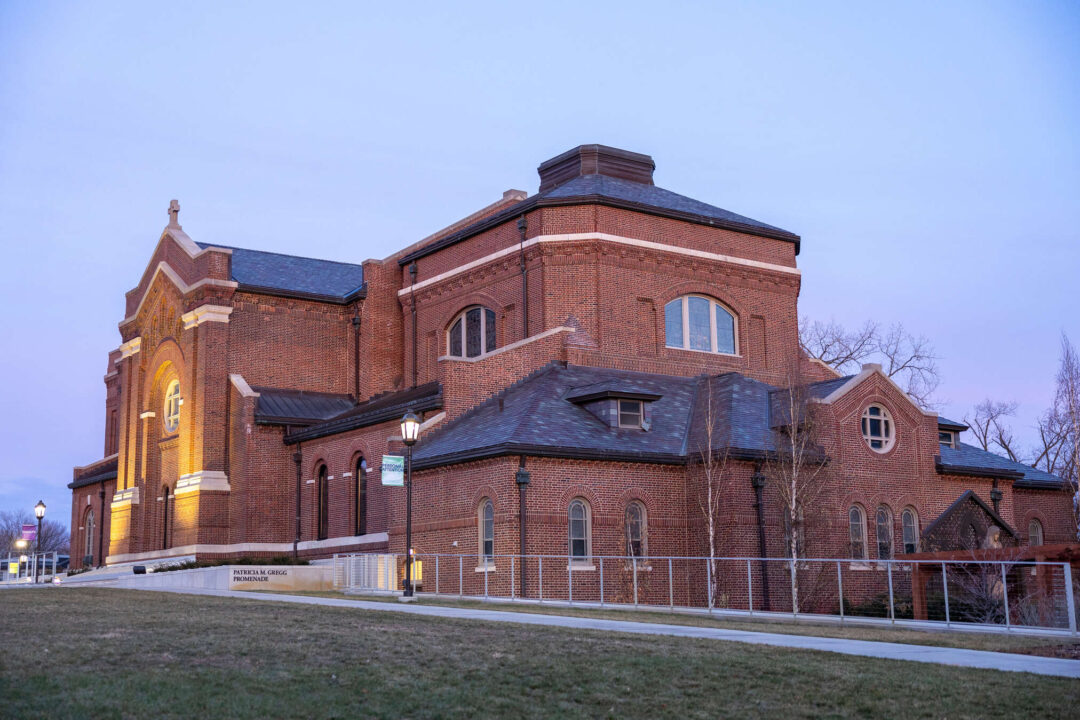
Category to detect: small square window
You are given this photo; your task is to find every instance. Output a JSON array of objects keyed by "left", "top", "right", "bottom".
[
  {"left": 938, "top": 431, "right": 954, "bottom": 448},
  {"left": 618, "top": 400, "right": 643, "bottom": 428}
]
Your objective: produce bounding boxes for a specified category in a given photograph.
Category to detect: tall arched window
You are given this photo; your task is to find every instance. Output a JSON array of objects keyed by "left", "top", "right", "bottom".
[
  {"left": 356, "top": 457, "right": 367, "bottom": 536},
  {"left": 479, "top": 499, "right": 494, "bottom": 563},
  {"left": 163, "top": 379, "right": 181, "bottom": 433},
  {"left": 664, "top": 295, "right": 737, "bottom": 354},
  {"left": 569, "top": 499, "right": 591, "bottom": 560},
  {"left": 1028, "top": 519, "right": 1044, "bottom": 546},
  {"left": 317, "top": 464, "right": 329, "bottom": 541},
  {"left": 849, "top": 506, "right": 866, "bottom": 560},
  {"left": 625, "top": 502, "right": 646, "bottom": 558},
  {"left": 901, "top": 508, "right": 919, "bottom": 554},
  {"left": 447, "top": 306, "right": 497, "bottom": 358},
  {"left": 876, "top": 506, "right": 893, "bottom": 560},
  {"left": 83, "top": 509, "right": 96, "bottom": 567},
  {"left": 161, "top": 485, "right": 171, "bottom": 550}
]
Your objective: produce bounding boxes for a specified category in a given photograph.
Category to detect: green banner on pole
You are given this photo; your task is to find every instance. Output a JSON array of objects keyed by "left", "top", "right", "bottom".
[{"left": 381, "top": 455, "right": 404, "bottom": 486}]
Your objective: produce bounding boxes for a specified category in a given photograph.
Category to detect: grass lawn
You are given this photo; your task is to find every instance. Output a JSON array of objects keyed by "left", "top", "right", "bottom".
[
  {"left": 278, "top": 589, "right": 1080, "bottom": 656},
  {"left": 2, "top": 587, "right": 1077, "bottom": 720}
]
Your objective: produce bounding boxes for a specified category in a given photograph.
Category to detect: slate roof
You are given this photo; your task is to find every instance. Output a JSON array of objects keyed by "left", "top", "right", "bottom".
[
  {"left": 542, "top": 174, "right": 794, "bottom": 237},
  {"left": 68, "top": 456, "right": 118, "bottom": 490},
  {"left": 398, "top": 173, "right": 800, "bottom": 266},
  {"left": 196, "top": 242, "right": 365, "bottom": 302},
  {"left": 253, "top": 387, "right": 356, "bottom": 426},
  {"left": 412, "top": 364, "right": 701, "bottom": 468},
  {"left": 937, "top": 442, "right": 1063, "bottom": 489},
  {"left": 937, "top": 416, "right": 970, "bottom": 431},
  {"left": 285, "top": 382, "right": 443, "bottom": 444}
]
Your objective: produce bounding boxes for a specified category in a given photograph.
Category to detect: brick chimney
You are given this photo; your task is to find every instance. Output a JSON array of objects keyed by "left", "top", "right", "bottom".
[{"left": 537, "top": 144, "right": 655, "bottom": 193}]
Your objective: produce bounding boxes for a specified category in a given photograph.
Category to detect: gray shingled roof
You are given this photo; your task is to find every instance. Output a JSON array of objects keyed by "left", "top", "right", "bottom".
[
  {"left": 937, "top": 416, "right": 970, "bottom": 430},
  {"left": 254, "top": 387, "right": 355, "bottom": 425},
  {"left": 540, "top": 174, "right": 795, "bottom": 237},
  {"left": 197, "top": 243, "right": 365, "bottom": 301},
  {"left": 284, "top": 382, "right": 443, "bottom": 444},
  {"left": 412, "top": 364, "right": 700, "bottom": 467},
  {"left": 938, "top": 442, "right": 1063, "bottom": 489}
]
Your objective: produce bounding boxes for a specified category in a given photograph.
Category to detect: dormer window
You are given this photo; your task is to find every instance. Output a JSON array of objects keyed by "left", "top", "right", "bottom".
[
  {"left": 938, "top": 430, "right": 955, "bottom": 448},
  {"left": 861, "top": 404, "right": 894, "bottom": 452},
  {"left": 447, "top": 306, "right": 496, "bottom": 359},
  {"left": 618, "top": 400, "right": 643, "bottom": 428}
]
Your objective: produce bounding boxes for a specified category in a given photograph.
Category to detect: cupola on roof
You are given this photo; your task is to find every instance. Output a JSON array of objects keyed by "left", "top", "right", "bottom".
[{"left": 537, "top": 144, "right": 656, "bottom": 192}]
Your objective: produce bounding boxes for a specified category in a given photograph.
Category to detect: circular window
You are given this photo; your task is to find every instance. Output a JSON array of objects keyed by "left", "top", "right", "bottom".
[
  {"left": 163, "top": 380, "right": 181, "bottom": 433},
  {"left": 860, "top": 404, "right": 894, "bottom": 452}
]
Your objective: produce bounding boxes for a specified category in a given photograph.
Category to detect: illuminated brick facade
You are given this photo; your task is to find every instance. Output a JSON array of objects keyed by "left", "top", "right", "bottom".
[{"left": 69, "top": 145, "right": 1073, "bottom": 574}]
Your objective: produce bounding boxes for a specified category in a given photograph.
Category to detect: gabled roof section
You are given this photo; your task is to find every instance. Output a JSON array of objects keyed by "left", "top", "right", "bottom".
[
  {"left": 284, "top": 382, "right": 443, "bottom": 444},
  {"left": 811, "top": 364, "right": 936, "bottom": 418},
  {"left": 412, "top": 365, "right": 699, "bottom": 468},
  {"left": 937, "top": 442, "right": 1064, "bottom": 489},
  {"left": 921, "top": 489, "right": 1018, "bottom": 542},
  {"left": 253, "top": 387, "right": 356, "bottom": 426},
  {"left": 196, "top": 242, "right": 365, "bottom": 303}
]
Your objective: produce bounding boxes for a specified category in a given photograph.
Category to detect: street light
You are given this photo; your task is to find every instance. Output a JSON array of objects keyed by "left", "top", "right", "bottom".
[
  {"left": 13, "top": 538, "right": 26, "bottom": 581},
  {"left": 400, "top": 411, "right": 421, "bottom": 597},
  {"left": 34, "top": 500, "right": 46, "bottom": 583}
]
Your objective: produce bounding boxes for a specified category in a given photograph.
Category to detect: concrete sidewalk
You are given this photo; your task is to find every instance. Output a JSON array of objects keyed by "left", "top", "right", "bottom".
[{"left": 118, "top": 585, "right": 1080, "bottom": 678}]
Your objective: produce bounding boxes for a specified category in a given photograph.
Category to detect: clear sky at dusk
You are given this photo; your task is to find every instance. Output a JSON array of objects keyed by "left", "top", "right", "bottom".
[{"left": 1, "top": 2, "right": 1077, "bottom": 530}]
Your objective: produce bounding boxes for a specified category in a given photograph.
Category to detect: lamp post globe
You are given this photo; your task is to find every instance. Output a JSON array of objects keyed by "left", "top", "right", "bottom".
[{"left": 400, "top": 411, "right": 421, "bottom": 597}]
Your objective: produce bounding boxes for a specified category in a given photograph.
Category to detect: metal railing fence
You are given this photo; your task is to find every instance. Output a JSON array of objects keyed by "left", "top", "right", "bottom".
[
  {"left": 333, "top": 552, "right": 1079, "bottom": 635},
  {"left": 2, "top": 552, "right": 60, "bottom": 583}
]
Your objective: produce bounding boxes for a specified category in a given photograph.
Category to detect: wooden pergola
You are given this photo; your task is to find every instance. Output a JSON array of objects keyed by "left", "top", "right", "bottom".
[{"left": 904, "top": 544, "right": 1080, "bottom": 623}]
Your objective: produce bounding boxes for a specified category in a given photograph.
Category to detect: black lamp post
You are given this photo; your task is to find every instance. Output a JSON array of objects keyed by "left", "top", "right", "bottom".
[
  {"left": 400, "top": 411, "right": 421, "bottom": 597},
  {"left": 34, "top": 500, "right": 46, "bottom": 583}
]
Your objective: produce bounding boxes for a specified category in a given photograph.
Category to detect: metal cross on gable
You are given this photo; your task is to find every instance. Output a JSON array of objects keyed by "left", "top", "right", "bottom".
[{"left": 168, "top": 199, "right": 180, "bottom": 228}]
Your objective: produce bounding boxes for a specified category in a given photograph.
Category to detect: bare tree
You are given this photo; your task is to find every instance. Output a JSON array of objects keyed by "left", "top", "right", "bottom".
[
  {"left": 800, "top": 318, "right": 940, "bottom": 408},
  {"left": 762, "top": 365, "right": 830, "bottom": 613},
  {"left": 963, "top": 399, "right": 1020, "bottom": 461},
  {"left": 0, "top": 510, "right": 70, "bottom": 555},
  {"left": 1050, "top": 334, "right": 1080, "bottom": 539},
  {"left": 689, "top": 377, "right": 731, "bottom": 606}
]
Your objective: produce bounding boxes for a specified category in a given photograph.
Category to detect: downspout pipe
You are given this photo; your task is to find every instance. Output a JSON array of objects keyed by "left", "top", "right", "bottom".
[
  {"left": 751, "top": 464, "right": 771, "bottom": 611},
  {"left": 352, "top": 307, "right": 362, "bottom": 400},
  {"left": 516, "top": 216, "right": 528, "bottom": 338},
  {"left": 409, "top": 262, "right": 418, "bottom": 388},
  {"left": 293, "top": 445, "right": 303, "bottom": 560},
  {"left": 515, "top": 456, "right": 530, "bottom": 597}
]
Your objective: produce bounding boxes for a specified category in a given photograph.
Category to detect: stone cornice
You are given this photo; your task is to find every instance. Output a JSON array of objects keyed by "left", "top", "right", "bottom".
[
  {"left": 174, "top": 470, "right": 231, "bottom": 496},
  {"left": 181, "top": 304, "right": 234, "bottom": 329},
  {"left": 120, "top": 262, "right": 238, "bottom": 330},
  {"left": 119, "top": 337, "right": 142, "bottom": 359}
]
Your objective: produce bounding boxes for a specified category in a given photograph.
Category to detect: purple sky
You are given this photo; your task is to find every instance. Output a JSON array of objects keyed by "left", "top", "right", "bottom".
[{"left": 1, "top": 2, "right": 1077, "bottom": 531}]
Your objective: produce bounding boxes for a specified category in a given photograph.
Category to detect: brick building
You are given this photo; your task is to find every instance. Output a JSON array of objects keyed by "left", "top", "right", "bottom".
[{"left": 69, "top": 145, "right": 1073, "bottom": 590}]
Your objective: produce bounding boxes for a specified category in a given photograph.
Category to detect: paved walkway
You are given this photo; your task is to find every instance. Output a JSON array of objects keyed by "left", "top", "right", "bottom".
[{"left": 130, "top": 585, "right": 1080, "bottom": 678}]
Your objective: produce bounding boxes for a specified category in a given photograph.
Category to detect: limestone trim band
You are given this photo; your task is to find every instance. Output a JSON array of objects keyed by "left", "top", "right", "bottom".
[
  {"left": 181, "top": 304, "right": 234, "bottom": 329},
  {"left": 174, "top": 470, "right": 231, "bottom": 496},
  {"left": 104, "top": 532, "right": 390, "bottom": 565},
  {"left": 120, "top": 262, "right": 238, "bottom": 329},
  {"left": 437, "top": 325, "right": 574, "bottom": 363},
  {"left": 397, "top": 232, "right": 801, "bottom": 298},
  {"left": 119, "top": 337, "right": 142, "bottom": 359},
  {"left": 229, "top": 373, "right": 260, "bottom": 398},
  {"left": 112, "top": 487, "right": 140, "bottom": 509}
]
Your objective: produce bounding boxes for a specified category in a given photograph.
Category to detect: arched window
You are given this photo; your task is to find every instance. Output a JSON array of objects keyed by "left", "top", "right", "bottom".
[
  {"left": 479, "top": 499, "right": 494, "bottom": 563},
  {"left": 1028, "top": 519, "right": 1044, "bottom": 546},
  {"left": 625, "top": 502, "right": 646, "bottom": 558},
  {"left": 901, "top": 508, "right": 919, "bottom": 554},
  {"left": 849, "top": 506, "right": 867, "bottom": 560},
  {"left": 83, "top": 509, "right": 96, "bottom": 567},
  {"left": 569, "top": 499, "right": 591, "bottom": 560},
  {"left": 356, "top": 457, "right": 367, "bottom": 536},
  {"left": 163, "top": 379, "right": 181, "bottom": 433},
  {"left": 161, "top": 485, "right": 171, "bottom": 550},
  {"left": 876, "top": 506, "right": 893, "bottom": 560},
  {"left": 861, "top": 404, "right": 894, "bottom": 452},
  {"left": 664, "top": 295, "right": 737, "bottom": 355},
  {"left": 447, "top": 306, "right": 497, "bottom": 358},
  {"left": 316, "top": 464, "right": 329, "bottom": 541}
]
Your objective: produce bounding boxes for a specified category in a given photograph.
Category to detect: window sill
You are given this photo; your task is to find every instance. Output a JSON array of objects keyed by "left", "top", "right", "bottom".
[
  {"left": 664, "top": 345, "right": 741, "bottom": 359},
  {"left": 621, "top": 562, "right": 652, "bottom": 572},
  {"left": 848, "top": 562, "right": 872, "bottom": 571},
  {"left": 567, "top": 563, "right": 596, "bottom": 571},
  {"left": 474, "top": 565, "right": 496, "bottom": 573}
]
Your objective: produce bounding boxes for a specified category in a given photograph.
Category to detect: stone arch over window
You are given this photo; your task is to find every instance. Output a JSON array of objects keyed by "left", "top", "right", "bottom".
[
  {"left": 447, "top": 305, "right": 497, "bottom": 358},
  {"left": 82, "top": 507, "right": 96, "bottom": 567},
  {"left": 142, "top": 339, "right": 186, "bottom": 438},
  {"left": 848, "top": 505, "right": 867, "bottom": 560},
  {"left": 901, "top": 507, "right": 919, "bottom": 554},
  {"left": 875, "top": 505, "right": 893, "bottom": 560},
  {"left": 663, "top": 294, "right": 738, "bottom": 355},
  {"left": 478, "top": 498, "right": 494, "bottom": 563},
  {"left": 316, "top": 463, "right": 329, "bottom": 541},
  {"left": 568, "top": 498, "right": 592, "bottom": 561},
  {"left": 625, "top": 501, "right": 647, "bottom": 558}
]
